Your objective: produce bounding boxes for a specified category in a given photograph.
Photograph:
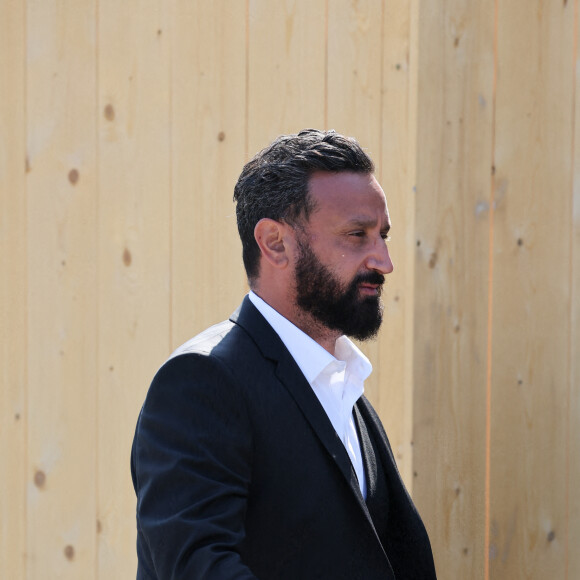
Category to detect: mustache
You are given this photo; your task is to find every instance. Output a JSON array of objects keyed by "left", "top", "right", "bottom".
[{"left": 354, "top": 271, "right": 385, "bottom": 287}]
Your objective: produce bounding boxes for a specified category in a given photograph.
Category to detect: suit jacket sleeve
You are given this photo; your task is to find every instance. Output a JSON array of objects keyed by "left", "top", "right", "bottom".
[{"left": 131, "top": 352, "right": 259, "bottom": 580}]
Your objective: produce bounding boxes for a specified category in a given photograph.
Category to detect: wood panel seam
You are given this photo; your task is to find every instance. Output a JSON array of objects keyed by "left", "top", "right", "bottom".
[
  {"left": 95, "top": 0, "right": 100, "bottom": 577},
  {"left": 484, "top": 1, "right": 500, "bottom": 578},
  {"left": 245, "top": 0, "right": 250, "bottom": 160},
  {"left": 566, "top": 3, "right": 579, "bottom": 578},
  {"left": 24, "top": 0, "right": 29, "bottom": 576},
  {"left": 324, "top": 0, "right": 328, "bottom": 129}
]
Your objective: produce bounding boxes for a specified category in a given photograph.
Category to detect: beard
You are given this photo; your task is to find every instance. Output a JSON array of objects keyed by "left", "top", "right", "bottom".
[{"left": 294, "top": 238, "right": 385, "bottom": 341}]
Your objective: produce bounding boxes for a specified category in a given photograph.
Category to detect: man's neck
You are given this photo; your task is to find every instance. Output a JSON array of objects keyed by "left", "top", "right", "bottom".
[
  {"left": 291, "top": 310, "right": 340, "bottom": 356},
  {"left": 250, "top": 288, "right": 340, "bottom": 356}
]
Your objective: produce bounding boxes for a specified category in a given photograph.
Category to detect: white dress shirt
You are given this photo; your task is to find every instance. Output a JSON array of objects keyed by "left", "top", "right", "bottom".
[{"left": 248, "top": 291, "right": 372, "bottom": 499}]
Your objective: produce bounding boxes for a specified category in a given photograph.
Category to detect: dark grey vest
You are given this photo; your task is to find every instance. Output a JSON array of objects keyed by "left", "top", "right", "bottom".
[{"left": 354, "top": 405, "right": 390, "bottom": 550}]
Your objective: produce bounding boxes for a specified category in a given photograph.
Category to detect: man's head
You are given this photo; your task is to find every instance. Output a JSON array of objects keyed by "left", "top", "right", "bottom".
[
  {"left": 234, "top": 129, "right": 374, "bottom": 281},
  {"left": 233, "top": 129, "right": 393, "bottom": 345}
]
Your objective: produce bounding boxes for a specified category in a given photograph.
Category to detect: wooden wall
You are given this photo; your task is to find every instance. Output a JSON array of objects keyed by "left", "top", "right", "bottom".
[{"left": 0, "top": 1, "right": 577, "bottom": 578}]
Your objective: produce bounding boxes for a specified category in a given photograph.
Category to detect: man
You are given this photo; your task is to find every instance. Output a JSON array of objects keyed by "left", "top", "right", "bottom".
[{"left": 131, "top": 129, "right": 437, "bottom": 579}]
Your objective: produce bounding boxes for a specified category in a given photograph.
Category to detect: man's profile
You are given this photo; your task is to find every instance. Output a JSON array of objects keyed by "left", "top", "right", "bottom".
[{"left": 131, "top": 129, "right": 437, "bottom": 579}]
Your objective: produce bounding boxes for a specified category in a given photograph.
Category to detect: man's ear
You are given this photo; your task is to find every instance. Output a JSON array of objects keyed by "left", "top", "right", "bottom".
[{"left": 254, "top": 218, "right": 292, "bottom": 269}]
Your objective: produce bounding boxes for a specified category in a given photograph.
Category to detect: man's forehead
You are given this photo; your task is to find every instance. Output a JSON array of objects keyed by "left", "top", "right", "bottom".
[{"left": 307, "top": 171, "right": 389, "bottom": 222}]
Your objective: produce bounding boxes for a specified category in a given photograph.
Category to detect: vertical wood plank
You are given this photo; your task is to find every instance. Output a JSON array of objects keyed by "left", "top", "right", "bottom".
[
  {"left": 26, "top": 0, "right": 98, "bottom": 577},
  {"left": 97, "top": 1, "right": 171, "bottom": 577},
  {"left": 247, "top": 0, "right": 326, "bottom": 153},
  {"left": 412, "top": 1, "right": 494, "bottom": 577},
  {"left": 570, "top": 5, "right": 580, "bottom": 577},
  {"left": 327, "top": 0, "right": 382, "bottom": 148},
  {"left": 489, "top": 1, "right": 575, "bottom": 577},
  {"left": 377, "top": 0, "right": 417, "bottom": 490},
  {"left": 171, "top": 0, "right": 247, "bottom": 347},
  {"left": 0, "top": 0, "right": 26, "bottom": 577}
]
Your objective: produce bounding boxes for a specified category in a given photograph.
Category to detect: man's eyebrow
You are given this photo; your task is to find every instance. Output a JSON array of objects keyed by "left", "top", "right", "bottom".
[{"left": 344, "top": 216, "right": 391, "bottom": 231}]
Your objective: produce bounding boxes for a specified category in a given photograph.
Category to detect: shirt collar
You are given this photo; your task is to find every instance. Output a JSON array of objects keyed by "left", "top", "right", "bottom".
[{"left": 248, "top": 291, "right": 372, "bottom": 385}]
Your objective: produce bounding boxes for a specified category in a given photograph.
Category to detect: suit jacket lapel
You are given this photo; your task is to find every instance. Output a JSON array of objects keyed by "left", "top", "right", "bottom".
[
  {"left": 274, "top": 354, "right": 395, "bottom": 557},
  {"left": 230, "top": 297, "right": 366, "bottom": 506}
]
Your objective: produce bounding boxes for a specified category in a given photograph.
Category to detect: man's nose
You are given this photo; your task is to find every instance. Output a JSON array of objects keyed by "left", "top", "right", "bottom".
[{"left": 365, "top": 239, "right": 394, "bottom": 275}]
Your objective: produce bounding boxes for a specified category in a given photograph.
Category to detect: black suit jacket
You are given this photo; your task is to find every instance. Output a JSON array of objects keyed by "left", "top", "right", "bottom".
[{"left": 131, "top": 297, "right": 436, "bottom": 579}]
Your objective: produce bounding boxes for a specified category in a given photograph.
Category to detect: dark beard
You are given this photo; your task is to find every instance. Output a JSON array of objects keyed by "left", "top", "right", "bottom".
[{"left": 294, "top": 238, "right": 385, "bottom": 341}]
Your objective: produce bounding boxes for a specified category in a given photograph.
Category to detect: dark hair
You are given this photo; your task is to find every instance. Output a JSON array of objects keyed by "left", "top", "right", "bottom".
[{"left": 233, "top": 129, "right": 375, "bottom": 281}]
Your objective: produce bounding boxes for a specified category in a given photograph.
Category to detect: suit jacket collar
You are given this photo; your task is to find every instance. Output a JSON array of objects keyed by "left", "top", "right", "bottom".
[{"left": 230, "top": 296, "right": 387, "bottom": 551}]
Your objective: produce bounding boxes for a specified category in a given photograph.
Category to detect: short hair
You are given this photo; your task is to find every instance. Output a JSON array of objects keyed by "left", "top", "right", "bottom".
[{"left": 233, "top": 129, "right": 375, "bottom": 282}]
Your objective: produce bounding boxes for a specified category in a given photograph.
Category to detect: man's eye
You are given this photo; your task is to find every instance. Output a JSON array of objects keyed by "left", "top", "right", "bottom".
[
  {"left": 349, "top": 231, "right": 365, "bottom": 237},
  {"left": 381, "top": 233, "right": 391, "bottom": 242}
]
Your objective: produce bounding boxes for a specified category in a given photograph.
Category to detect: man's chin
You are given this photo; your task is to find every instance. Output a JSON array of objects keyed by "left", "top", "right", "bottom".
[
  {"left": 347, "top": 323, "right": 382, "bottom": 342},
  {"left": 342, "top": 303, "right": 383, "bottom": 341}
]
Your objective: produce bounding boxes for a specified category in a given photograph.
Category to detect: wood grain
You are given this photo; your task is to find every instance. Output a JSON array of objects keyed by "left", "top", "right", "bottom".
[
  {"left": 247, "top": 0, "right": 326, "bottom": 153},
  {"left": 570, "top": 5, "right": 580, "bottom": 577},
  {"left": 327, "top": 0, "right": 383, "bottom": 146},
  {"left": 97, "top": 1, "right": 171, "bottom": 577},
  {"left": 0, "top": 0, "right": 26, "bottom": 577},
  {"left": 489, "top": 1, "right": 575, "bottom": 577},
  {"left": 26, "top": 0, "right": 98, "bottom": 576},
  {"left": 412, "top": 1, "right": 494, "bottom": 577},
  {"left": 171, "top": 0, "right": 247, "bottom": 348}
]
